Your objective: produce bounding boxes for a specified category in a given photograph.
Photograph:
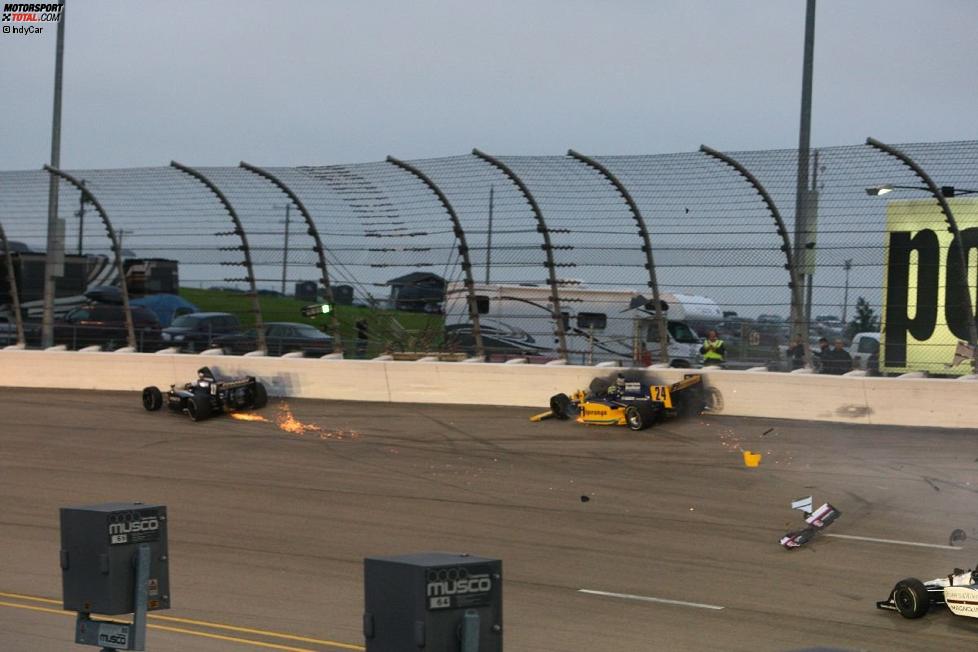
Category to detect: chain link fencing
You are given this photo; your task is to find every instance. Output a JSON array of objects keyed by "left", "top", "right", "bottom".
[{"left": 2, "top": 140, "right": 976, "bottom": 374}]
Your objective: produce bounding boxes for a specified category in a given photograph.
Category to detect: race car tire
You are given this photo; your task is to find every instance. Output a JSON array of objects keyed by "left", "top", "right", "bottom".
[
  {"left": 550, "top": 393, "right": 573, "bottom": 420},
  {"left": 893, "top": 578, "right": 930, "bottom": 619},
  {"left": 588, "top": 377, "right": 611, "bottom": 396},
  {"left": 142, "top": 386, "right": 163, "bottom": 411},
  {"left": 679, "top": 388, "right": 705, "bottom": 417},
  {"left": 251, "top": 382, "right": 268, "bottom": 409},
  {"left": 187, "top": 393, "right": 212, "bottom": 422},
  {"left": 625, "top": 404, "right": 657, "bottom": 431}
]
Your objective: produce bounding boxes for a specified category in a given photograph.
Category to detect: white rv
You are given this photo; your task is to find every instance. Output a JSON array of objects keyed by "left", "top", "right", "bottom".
[{"left": 443, "top": 282, "right": 719, "bottom": 366}]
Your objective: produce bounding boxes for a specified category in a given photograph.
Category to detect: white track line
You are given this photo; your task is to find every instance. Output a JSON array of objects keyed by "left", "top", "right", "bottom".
[
  {"left": 578, "top": 589, "right": 724, "bottom": 610},
  {"left": 825, "top": 533, "right": 960, "bottom": 550}
]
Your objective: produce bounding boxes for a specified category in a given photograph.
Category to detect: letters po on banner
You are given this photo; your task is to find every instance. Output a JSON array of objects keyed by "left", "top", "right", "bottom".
[{"left": 882, "top": 199, "right": 978, "bottom": 375}]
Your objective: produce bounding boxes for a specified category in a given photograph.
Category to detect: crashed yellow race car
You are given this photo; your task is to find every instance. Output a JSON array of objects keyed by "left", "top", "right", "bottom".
[{"left": 533, "top": 373, "right": 705, "bottom": 431}]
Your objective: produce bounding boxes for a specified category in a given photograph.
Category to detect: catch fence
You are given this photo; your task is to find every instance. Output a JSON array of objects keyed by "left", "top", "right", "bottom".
[{"left": 1, "top": 139, "right": 976, "bottom": 375}]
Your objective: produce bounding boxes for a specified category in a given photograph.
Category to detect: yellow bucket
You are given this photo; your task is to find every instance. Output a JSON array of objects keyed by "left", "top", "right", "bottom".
[{"left": 742, "top": 450, "right": 762, "bottom": 468}]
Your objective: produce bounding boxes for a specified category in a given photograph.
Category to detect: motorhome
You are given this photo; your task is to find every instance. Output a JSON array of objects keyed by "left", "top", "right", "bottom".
[
  {"left": 443, "top": 282, "right": 721, "bottom": 366},
  {"left": 0, "top": 250, "right": 94, "bottom": 320}
]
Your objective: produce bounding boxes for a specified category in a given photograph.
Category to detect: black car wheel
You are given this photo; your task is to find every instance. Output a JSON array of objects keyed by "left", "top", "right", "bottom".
[
  {"left": 549, "top": 393, "right": 573, "bottom": 420},
  {"left": 187, "top": 393, "right": 212, "bottom": 422},
  {"left": 892, "top": 578, "right": 930, "bottom": 619},
  {"left": 625, "top": 404, "right": 657, "bottom": 431},
  {"left": 142, "top": 386, "right": 163, "bottom": 411},
  {"left": 679, "top": 388, "right": 705, "bottom": 417},
  {"left": 250, "top": 382, "right": 268, "bottom": 409}
]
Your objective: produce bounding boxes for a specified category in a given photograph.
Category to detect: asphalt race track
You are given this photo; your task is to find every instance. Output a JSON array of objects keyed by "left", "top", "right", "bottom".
[{"left": 2, "top": 388, "right": 978, "bottom": 651}]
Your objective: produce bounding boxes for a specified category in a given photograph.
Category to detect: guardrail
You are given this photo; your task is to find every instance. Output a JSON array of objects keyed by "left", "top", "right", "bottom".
[{"left": 0, "top": 350, "right": 974, "bottom": 429}]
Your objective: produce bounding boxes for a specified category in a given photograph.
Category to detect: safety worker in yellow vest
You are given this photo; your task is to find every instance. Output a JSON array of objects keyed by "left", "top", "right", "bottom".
[{"left": 700, "top": 329, "right": 726, "bottom": 366}]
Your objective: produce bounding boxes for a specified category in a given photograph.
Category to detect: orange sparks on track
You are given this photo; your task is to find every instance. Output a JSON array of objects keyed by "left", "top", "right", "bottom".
[{"left": 229, "top": 403, "right": 359, "bottom": 440}]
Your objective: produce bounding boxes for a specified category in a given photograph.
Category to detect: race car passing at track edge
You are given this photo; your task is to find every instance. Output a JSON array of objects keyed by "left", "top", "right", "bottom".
[
  {"left": 877, "top": 566, "right": 978, "bottom": 619},
  {"left": 142, "top": 366, "right": 268, "bottom": 422}
]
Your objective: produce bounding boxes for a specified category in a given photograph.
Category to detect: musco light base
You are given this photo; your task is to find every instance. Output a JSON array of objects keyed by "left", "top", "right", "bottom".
[
  {"left": 364, "top": 552, "right": 502, "bottom": 651},
  {"left": 60, "top": 503, "right": 170, "bottom": 650}
]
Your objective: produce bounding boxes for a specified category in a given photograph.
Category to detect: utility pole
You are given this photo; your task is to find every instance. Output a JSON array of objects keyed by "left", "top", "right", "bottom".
[
  {"left": 841, "top": 259, "right": 852, "bottom": 324},
  {"left": 76, "top": 179, "right": 85, "bottom": 254},
  {"left": 485, "top": 185, "right": 493, "bottom": 284},
  {"left": 273, "top": 204, "right": 291, "bottom": 295},
  {"left": 41, "top": 0, "right": 67, "bottom": 348}
]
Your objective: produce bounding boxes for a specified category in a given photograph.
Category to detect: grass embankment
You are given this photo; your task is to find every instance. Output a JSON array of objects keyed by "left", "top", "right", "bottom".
[{"left": 179, "top": 288, "right": 445, "bottom": 356}]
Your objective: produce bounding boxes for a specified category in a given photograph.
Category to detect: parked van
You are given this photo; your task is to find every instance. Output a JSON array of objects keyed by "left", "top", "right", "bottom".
[
  {"left": 849, "top": 332, "right": 880, "bottom": 370},
  {"left": 443, "top": 282, "right": 716, "bottom": 367}
]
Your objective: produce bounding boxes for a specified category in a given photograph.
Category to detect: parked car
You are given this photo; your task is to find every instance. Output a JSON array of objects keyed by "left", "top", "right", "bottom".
[
  {"left": 0, "top": 316, "right": 24, "bottom": 346},
  {"left": 215, "top": 322, "right": 334, "bottom": 357},
  {"left": 161, "top": 312, "right": 242, "bottom": 352},
  {"left": 849, "top": 332, "right": 880, "bottom": 370},
  {"left": 52, "top": 303, "right": 163, "bottom": 351}
]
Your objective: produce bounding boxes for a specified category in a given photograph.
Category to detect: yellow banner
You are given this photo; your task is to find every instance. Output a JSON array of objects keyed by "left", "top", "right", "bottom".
[{"left": 881, "top": 199, "right": 978, "bottom": 375}]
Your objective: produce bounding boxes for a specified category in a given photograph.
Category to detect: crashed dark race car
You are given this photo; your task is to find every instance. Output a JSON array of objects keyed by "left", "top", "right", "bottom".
[
  {"left": 142, "top": 367, "right": 268, "bottom": 422},
  {"left": 877, "top": 565, "right": 978, "bottom": 620}
]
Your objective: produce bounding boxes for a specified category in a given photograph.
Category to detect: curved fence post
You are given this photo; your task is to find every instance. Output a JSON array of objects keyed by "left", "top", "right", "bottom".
[
  {"left": 386, "top": 155, "right": 485, "bottom": 359},
  {"left": 699, "top": 145, "right": 811, "bottom": 368},
  {"left": 171, "top": 161, "right": 266, "bottom": 353},
  {"left": 472, "top": 149, "right": 568, "bottom": 360},
  {"left": 0, "top": 220, "right": 25, "bottom": 346},
  {"left": 43, "top": 166, "right": 137, "bottom": 350},
  {"left": 866, "top": 137, "right": 978, "bottom": 367},
  {"left": 239, "top": 161, "right": 342, "bottom": 353},
  {"left": 568, "top": 150, "right": 670, "bottom": 365}
]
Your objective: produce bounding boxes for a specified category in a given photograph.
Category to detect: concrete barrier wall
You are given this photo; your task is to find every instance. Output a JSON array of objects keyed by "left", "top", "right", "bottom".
[{"left": 0, "top": 349, "right": 974, "bottom": 428}]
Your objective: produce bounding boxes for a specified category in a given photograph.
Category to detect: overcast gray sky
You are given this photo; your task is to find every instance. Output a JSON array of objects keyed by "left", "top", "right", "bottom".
[{"left": 1, "top": 0, "right": 976, "bottom": 169}]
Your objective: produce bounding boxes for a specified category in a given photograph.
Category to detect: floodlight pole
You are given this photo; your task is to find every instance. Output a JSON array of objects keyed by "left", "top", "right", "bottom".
[
  {"left": 41, "top": 0, "right": 67, "bottom": 348},
  {"left": 793, "top": 0, "right": 817, "bottom": 342}
]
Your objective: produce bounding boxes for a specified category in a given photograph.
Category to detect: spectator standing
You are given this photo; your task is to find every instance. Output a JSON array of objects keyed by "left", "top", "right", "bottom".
[
  {"left": 820, "top": 339, "right": 853, "bottom": 375},
  {"left": 813, "top": 337, "right": 830, "bottom": 372},
  {"left": 787, "top": 336, "right": 806, "bottom": 370},
  {"left": 700, "top": 329, "right": 726, "bottom": 366}
]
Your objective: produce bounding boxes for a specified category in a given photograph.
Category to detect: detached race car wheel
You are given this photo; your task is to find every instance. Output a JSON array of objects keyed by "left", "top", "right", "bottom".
[
  {"left": 186, "top": 393, "right": 212, "bottom": 422},
  {"left": 893, "top": 578, "right": 930, "bottom": 619},
  {"left": 251, "top": 382, "right": 268, "bottom": 409},
  {"left": 142, "top": 386, "right": 163, "bottom": 411},
  {"left": 625, "top": 404, "right": 657, "bottom": 431},
  {"left": 549, "top": 393, "right": 573, "bottom": 420}
]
